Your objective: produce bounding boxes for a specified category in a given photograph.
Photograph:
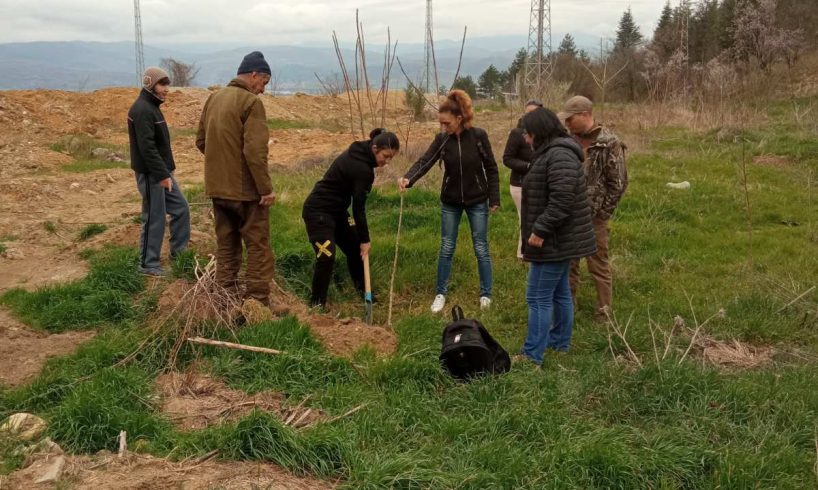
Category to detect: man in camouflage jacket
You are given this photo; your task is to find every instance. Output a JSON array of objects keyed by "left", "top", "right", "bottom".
[{"left": 559, "top": 96, "right": 628, "bottom": 320}]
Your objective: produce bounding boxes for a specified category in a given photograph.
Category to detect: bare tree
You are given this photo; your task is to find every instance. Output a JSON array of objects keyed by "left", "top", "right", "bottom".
[
  {"left": 331, "top": 10, "right": 398, "bottom": 138},
  {"left": 314, "top": 72, "right": 343, "bottom": 97},
  {"left": 268, "top": 70, "right": 282, "bottom": 96},
  {"left": 159, "top": 58, "right": 200, "bottom": 87},
  {"left": 580, "top": 57, "right": 629, "bottom": 122},
  {"left": 730, "top": 0, "right": 805, "bottom": 71}
]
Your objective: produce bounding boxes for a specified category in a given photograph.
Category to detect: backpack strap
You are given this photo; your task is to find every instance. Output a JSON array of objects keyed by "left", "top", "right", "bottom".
[{"left": 474, "top": 128, "right": 490, "bottom": 163}]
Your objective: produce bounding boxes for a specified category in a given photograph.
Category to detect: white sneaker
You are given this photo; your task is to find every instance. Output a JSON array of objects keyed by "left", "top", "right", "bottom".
[
  {"left": 430, "top": 294, "right": 446, "bottom": 313},
  {"left": 480, "top": 296, "right": 492, "bottom": 310}
]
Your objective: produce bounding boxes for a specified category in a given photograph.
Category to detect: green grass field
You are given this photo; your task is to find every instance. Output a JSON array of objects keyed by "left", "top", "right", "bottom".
[{"left": 2, "top": 99, "right": 817, "bottom": 488}]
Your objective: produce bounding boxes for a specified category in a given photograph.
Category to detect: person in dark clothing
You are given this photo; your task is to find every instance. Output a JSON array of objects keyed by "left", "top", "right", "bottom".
[
  {"left": 398, "top": 89, "right": 500, "bottom": 313},
  {"left": 516, "top": 108, "right": 596, "bottom": 365},
  {"left": 128, "top": 66, "right": 190, "bottom": 276},
  {"left": 503, "top": 99, "right": 543, "bottom": 259},
  {"left": 303, "top": 128, "right": 400, "bottom": 309}
]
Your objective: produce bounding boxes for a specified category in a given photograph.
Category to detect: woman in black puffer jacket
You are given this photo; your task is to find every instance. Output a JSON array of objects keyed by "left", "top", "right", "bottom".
[{"left": 518, "top": 108, "right": 596, "bottom": 365}]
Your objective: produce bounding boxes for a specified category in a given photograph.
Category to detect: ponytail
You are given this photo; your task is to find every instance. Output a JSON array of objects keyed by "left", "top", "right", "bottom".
[
  {"left": 438, "top": 89, "right": 474, "bottom": 129},
  {"left": 369, "top": 128, "right": 400, "bottom": 151}
]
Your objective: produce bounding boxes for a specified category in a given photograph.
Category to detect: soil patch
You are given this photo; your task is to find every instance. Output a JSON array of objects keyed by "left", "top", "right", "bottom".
[
  {"left": 154, "top": 279, "right": 396, "bottom": 359},
  {"left": 305, "top": 314, "right": 397, "bottom": 359},
  {"left": 0, "top": 308, "right": 95, "bottom": 388},
  {"left": 752, "top": 154, "right": 791, "bottom": 168},
  {"left": 156, "top": 371, "right": 323, "bottom": 431},
  {"left": 2, "top": 452, "right": 333, "bottom": 489}
]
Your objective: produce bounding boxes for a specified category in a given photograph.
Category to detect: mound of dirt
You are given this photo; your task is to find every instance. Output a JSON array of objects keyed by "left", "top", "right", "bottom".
[
  {"left": 2, "top": 452, "right": 333, "bottom": 489},
  {"left": 305, "top": 314, "right": 397, "bottom": 359},
  {"left": 154, "top": 279, "right": 396, "bottom": 359},
  {"left": 156, "top": 372, "right": 322, "bottom": 432},
  {"left": 0, "top": 308, "right": 95, "bottom": 388}
]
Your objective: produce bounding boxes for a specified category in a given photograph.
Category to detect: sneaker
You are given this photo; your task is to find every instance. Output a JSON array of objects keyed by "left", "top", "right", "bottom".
[
  {"left": 512, "top": 354, "right": 541, "bottom": 368},
  {"left": 430, "top": 294, "right": 446, "bottom": 313},
  {"left": 480, "top": 296, "right": 492, "bottom": 310},
  {"left": 137, "top": 266, "right": 165, "bottom": 277}
]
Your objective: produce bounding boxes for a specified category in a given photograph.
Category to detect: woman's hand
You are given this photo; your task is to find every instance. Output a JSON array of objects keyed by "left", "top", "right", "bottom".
[
  {"left": 489, "top": 205, "right": 499, "bottom": 213},
  {"left": 527, "top": 233, "right": 544, "bottom": 248},
  {"left": 360, "top": 242, "right": 371, "bottom": 258},
  {"left": 397, "top": 177, "right": 409, "bottom": 193}
]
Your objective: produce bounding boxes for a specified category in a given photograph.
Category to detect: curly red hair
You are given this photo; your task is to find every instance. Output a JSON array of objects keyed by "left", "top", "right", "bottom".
[{"left": 438, "top": 89, "right": 474, "bottom": 129}]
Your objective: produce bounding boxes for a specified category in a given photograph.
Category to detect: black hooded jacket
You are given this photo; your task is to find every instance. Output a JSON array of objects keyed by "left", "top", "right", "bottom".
[
  {"left": 403, "top": 127, "right": 500, "bottom": 208},
  {"left": 502, "top": 119, "right": 533, "bottom": 187},
  {"left": 127, "top": 88, "right": 175, "bottom": 182},
  {"left": 303, "top": 140, "right": 377, "bottom": 243},
  {"left": 521, "top": 137, "right": 596, "bottom": 262}
]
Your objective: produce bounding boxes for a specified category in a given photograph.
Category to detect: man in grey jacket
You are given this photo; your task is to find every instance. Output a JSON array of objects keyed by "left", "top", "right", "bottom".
[{"left": 128, "top": 66, "right": 190, "bottom": 276}]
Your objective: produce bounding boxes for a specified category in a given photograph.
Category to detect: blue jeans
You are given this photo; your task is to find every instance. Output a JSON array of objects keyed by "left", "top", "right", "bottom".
[
  {"left": 522, "top": 260, "right": 574, "bottom": 364},
  {"left": 436, "top": 201, "right": 493, "bottom": 298}
]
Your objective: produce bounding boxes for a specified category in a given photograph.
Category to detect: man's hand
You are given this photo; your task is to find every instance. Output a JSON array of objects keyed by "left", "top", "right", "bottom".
[
  {"left": 527, "top": 233, "right": 544, "bottom": 248},
  {"left": 397, "top": 177, "right": 410, "bottom": 193},
  {"left": 159, "top": 178, "right": 173, "bottom": 192},
  {"left": 360, "top": 242, "right": 371, "bottom": 258},
  {"left": 259, "top": 191, "right": 276, "bottom": 207},
  {"left": 489, "top": 205, "right": 499, "bottom": 213}
]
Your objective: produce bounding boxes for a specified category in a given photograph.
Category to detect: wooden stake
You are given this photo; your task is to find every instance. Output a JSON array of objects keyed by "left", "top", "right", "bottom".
[
  {"left": 186, "top": 337, "right": 284, "bottom": 356},
  {"left": 387, "top": 193, "right": 405, "bottom": 328},
  {"left": 117, "top": 431, "right": 127, "bottom": 458}
]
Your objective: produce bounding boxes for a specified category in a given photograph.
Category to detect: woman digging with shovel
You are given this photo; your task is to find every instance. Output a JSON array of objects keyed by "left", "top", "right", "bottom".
[{"left": 303, "top": 128, "right": 400, "bottom": 312}]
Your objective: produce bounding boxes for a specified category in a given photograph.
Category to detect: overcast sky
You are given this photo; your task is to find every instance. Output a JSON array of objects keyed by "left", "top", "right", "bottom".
[{"left": 1, "top": 1, "right": 662, "bottom": 50}]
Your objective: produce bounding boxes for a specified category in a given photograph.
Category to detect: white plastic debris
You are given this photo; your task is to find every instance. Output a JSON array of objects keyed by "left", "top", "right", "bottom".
[{"left": 666, "top": 181, "right": 691, "bottom": 190}]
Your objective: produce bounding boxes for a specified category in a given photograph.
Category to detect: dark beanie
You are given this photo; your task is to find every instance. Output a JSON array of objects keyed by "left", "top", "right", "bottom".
[{"left": 237, "top": 51, "right": 271, "bottom": 75}]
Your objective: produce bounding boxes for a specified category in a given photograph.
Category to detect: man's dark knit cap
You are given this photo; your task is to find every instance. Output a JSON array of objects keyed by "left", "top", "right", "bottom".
[{"left": 237, "top": 51, "right": 271, "bottom": 75}]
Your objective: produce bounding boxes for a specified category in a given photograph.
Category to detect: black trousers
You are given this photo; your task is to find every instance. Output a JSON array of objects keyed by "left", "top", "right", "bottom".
[{"left": 303, "top": 211, "right": 364, "bottom": 306}]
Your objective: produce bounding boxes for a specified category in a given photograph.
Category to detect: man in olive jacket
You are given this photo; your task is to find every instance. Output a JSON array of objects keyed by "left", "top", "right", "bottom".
[
  {"left": 128, "top": 66, "right": 190, "bottom": 276},
  {"left": 560, "top": 96, "right": 628, "bottom": 320},
  {"left": 196, "top": 51, "right": 275, "bottom": 305}
]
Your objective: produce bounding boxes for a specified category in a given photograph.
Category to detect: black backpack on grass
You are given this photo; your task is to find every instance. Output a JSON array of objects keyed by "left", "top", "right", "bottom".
[{"left": 440, "top": 306, "right": 511, "bottom": 380}]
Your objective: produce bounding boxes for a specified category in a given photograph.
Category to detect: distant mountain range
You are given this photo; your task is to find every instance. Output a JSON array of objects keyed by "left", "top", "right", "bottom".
[{"left": 0, "top": 34, "right": 599, "bottom": 92}]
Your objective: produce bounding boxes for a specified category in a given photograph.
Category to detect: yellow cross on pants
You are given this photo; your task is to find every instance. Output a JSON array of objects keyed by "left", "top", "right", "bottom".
[{"left": 315, "top": 240, "right": 333, "bottom": 258}]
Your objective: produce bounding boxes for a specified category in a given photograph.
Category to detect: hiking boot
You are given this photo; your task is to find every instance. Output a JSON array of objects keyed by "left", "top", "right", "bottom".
[
  {"left": 430, "top": 294, "right": 446, "bottom": 313},
  {"left": 479, "top": 296, "right": 492, "bottom": 310},
  {"left": 137, "top": 266, "right": 165, "bottom": 277}
]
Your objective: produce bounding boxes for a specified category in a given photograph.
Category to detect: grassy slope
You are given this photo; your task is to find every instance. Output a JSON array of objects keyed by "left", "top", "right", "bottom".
[{"left": 2, "top": 99, "right": 817, "bottom": 488}]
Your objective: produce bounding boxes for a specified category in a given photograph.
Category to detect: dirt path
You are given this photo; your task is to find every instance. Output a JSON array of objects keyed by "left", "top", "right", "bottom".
[
  {"left": 1, "top": 452, "right": 334, "bottom": 489},
  {"left": 0, "top": 308, "right": 95, "bottom": 388}
]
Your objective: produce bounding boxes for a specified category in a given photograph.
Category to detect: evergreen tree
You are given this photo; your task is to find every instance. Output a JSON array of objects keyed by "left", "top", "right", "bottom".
[
  {"left": 478, "top": 64, "right": 504, "bottom": 99},
  {"left": 652, "top": 2, "right": 677, "bottom": 59},
  {"left": 614, "top": 8, "right": 643, "bottom": 52},
  {"left": 612, "top": 8, "right": 645, "bottom": 101},
  {"left": 717, "top": 0, "right": 738, "bottom": 51},
  {"left": 557, "top": 34, "right": 578, "bottom": 57},
  {"left": 507, "top": 48, "right": 528, "bottom": 80},
  {"left": 451, "top": 75, "right": 478, "bottom": 99},
  {"left": 689, "top": 0, "right": 721, "bottom": 64}
]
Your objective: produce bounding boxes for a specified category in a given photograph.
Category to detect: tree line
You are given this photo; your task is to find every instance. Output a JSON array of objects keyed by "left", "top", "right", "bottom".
[{"left": 461, "top": 0, "right": 814, "bottom": 104}]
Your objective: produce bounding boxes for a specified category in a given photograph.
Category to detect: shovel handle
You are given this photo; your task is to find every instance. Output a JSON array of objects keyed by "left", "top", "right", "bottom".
[{"left": 363, "top": 254, "right": 372, "bottom": 299}]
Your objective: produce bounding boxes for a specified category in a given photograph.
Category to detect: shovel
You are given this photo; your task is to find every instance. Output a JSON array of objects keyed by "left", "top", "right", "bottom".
[{"left": 363, "top": 254, "right": 373, "bottom": 324}]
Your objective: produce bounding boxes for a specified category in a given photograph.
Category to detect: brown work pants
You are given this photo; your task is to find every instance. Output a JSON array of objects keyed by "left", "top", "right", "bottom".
[
  {"left": 212, "top": 198, "right": 274, "bottom": 304},
  {"left": 570, "top": 217, "right": 612, "bottom": 318}
]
